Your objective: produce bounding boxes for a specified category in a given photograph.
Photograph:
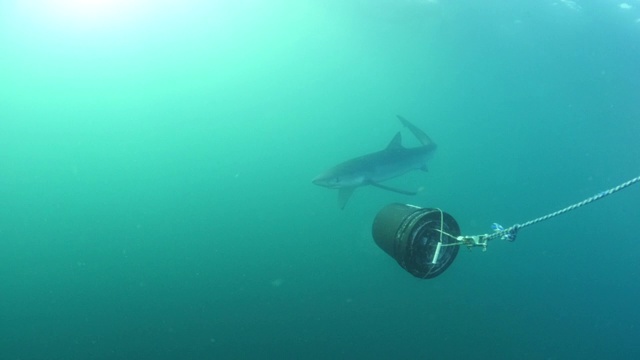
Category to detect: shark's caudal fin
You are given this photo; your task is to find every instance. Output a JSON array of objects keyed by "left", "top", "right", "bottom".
[{"left": 397, "top": 115, "right": 435, "bottom": 147}]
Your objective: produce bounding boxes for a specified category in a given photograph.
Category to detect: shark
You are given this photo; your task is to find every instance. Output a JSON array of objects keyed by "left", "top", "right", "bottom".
[{"left": 312, "top": 115, "right": 437, "bottom": 209}]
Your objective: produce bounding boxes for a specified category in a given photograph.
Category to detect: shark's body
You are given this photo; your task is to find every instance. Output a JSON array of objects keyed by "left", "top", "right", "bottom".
[{"left": 313, "top": 116, "right": 436, "bottom": 208}]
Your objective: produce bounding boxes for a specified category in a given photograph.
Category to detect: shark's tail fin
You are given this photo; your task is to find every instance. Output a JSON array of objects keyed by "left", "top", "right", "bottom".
[{"left": 397, "top": 115, "right": 435, "bottom": 147}]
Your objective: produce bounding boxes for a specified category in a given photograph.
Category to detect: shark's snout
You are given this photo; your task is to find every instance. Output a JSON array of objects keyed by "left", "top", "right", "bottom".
[
  {"left": 313, "top": 170, "right": 346, "bottom": 188},
  {"left": 312, "top": 175, "right": 332, "bottom": 188}
]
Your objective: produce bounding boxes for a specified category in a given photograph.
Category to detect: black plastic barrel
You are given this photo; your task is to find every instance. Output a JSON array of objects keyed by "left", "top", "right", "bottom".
[{"left": 372, "top": 203, "right": 461, "bottom": 279}]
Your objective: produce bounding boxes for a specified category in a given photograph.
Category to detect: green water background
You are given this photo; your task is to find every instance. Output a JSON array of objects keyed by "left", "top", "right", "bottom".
[{"left": 1, "top": 1, "right": 640, "bottom": 358}]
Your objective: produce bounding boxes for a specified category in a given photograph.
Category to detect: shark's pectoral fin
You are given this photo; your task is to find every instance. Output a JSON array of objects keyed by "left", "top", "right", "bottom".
[
  {"left": 338, "top": 187, "right": 357, "bottom": 209},
  {"left": 369, "top": 181, "right": 417, "bottom": 196}
]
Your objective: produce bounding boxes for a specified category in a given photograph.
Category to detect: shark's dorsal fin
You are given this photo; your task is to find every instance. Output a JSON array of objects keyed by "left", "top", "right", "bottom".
[
  {"left": 338, "top": 187, "right": 357, "bottom": 209},
  {"left": 386, "top": 132, "right": 403, "bottom": 150},
  {"left": 369, "top": 181, "right": 418, "bottom": 195},
  {"left": 397, "top": 115, "right": 435, "bottom": 147}
]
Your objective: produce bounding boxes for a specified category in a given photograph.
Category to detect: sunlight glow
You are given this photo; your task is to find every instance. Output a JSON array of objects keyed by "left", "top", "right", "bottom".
[
  {"left": 57, "top": 0, "right": 122, "bottom": 20},
  {"left": 22, "top": 0, "right": 149, "bottom": 31}
]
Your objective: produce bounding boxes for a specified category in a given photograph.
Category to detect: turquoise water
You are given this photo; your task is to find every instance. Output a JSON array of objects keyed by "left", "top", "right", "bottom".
[{"left": 2, "top": 1, "right": 640, "bottom": 359}]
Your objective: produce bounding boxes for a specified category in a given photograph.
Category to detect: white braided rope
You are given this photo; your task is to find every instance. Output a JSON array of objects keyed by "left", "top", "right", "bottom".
[{"left": 486, "top": 175, "right": 640, "bottom": 242}]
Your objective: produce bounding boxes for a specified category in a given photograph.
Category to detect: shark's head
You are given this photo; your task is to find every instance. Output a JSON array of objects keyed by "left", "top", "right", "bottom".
[{"left": 312, "top": 169, "right": 365, "bottom": 189}]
